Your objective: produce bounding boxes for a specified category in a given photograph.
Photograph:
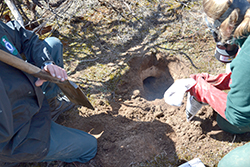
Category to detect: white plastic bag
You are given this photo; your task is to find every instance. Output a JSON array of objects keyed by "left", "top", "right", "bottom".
[{"left": 164, "top": 78, "right": 196, "bottom": 107}]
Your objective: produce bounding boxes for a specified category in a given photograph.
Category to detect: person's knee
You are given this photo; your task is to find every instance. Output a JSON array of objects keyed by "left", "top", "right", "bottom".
[
  {"left": 218, "top": 143, "right": 250, "bottom": 167},
  {"left": 88, "top": 135, "right": 97, "bottom": 155},
  {"left": 78, "top": 135, "right": 97, "bottom": 163},
  {"left": 44, "top": 37, "right": 63, "bottom": 67},
  {"left": 216, "top": 114, "right": 244, "bottom": 134},
  {"left": 44, "top": 37, "right": 62, "bottom": 48}
]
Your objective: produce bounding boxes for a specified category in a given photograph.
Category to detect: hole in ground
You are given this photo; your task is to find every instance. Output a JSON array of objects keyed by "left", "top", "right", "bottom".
[
  {"left": 143, "top": 73, "right": 172, "bottom": 101},
  {"left": 118, "top": 52, "right": 182, "bottom": 101},
  {"left": 138, "top": 53, "right": 174, "bottom": 101}
]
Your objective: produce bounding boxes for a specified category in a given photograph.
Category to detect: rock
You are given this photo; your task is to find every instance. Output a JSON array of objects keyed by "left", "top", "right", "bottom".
[
  {"left": 131, "top": 90, "right": 140, "bottom": 99},
  {"left": 155, "top": 111, "right": 164, "bottom": 118}
]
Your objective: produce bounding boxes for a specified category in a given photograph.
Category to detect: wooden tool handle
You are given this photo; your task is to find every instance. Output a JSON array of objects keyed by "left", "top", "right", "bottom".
[
  {"left": 0, "top": 49, "right": 62, "bottom": 83},
  {"left": 0, "top": 49, "right": 41, "bottom": 74}
]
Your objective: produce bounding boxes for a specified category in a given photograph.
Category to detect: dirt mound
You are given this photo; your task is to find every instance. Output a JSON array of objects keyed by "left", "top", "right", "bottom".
[
  {"left": 50, "top": 51, "right": 187, "bottom": 166},
  {"left": 55, "top": 51, "right": 218, "bottom": 167},
  {"left": 62, "top": 51, "right": 249, "bottom": 167}
]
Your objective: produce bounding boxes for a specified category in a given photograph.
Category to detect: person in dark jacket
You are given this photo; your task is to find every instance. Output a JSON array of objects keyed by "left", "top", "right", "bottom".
[{"left": 0, "top": 20, "right": 97, "bottom": 164}]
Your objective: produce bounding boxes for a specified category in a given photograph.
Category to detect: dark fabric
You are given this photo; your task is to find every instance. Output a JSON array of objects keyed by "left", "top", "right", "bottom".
[
  {"left": 217, "top": 114, "right": 250, "bottom": 134},
  {"left": 0, "top": 20, "right": 52, "bottom": 162},
  {"left": 41, "top": 122, "right": 97, "bottom": 163},
  {"left": 0, "top": 21, "right": 53, "bottom": 67}
]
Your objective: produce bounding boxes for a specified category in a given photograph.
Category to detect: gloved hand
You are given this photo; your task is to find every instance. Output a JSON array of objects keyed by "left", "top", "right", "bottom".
[
  {"left": 164, "top": 73, "right": 231, "bottom": 121},
  {"left": 164, "top": 78, "right": 196, "bottom": 107},
  {"left": 190, "top": 72, "right": 232, "bottom": 90},
  {"left": 189, "top": 73, "right": 229, "bottom": 120}
]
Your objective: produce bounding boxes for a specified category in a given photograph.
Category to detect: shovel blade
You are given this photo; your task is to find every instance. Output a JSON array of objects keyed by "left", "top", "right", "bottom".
[{"left": 57, "top": 80, "right": 94, "bottom": 110}]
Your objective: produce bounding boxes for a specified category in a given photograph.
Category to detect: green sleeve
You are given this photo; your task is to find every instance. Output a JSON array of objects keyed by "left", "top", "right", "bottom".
[{"left": 226, "top": 36, "right": 250, "bottom": 127}]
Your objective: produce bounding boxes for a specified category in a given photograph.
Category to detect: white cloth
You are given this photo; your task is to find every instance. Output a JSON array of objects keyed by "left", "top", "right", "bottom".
[{"left": 164, "top": 78, "right": 196, "bottom": 107}]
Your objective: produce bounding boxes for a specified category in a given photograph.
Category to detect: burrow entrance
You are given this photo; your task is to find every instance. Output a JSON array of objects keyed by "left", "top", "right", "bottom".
[
  {"left": 141, "top": 64, "right": 173, "bottom": 101},
  {"left": 119, "top": 52, "right": 182, "bottom": 101}
]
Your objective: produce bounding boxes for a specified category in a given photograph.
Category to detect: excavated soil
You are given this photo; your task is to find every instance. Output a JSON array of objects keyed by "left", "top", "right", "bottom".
[
  {"left": 37, "top": 52, "right": 250, "bottom": 167},
  {"left": 63, "top": 52, "right": 193, "bottom": 167}
]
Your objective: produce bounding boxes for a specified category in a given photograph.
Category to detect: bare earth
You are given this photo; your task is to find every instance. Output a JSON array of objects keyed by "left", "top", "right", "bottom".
[
  {"left": 4, "top": 1, "right": 250, "bottom": 167},
  {"left": 50, "top": 52, "right": 250, "bottom": 167},
  {"left": 7, "top": 49, "right": 250, "bottom": 167}
]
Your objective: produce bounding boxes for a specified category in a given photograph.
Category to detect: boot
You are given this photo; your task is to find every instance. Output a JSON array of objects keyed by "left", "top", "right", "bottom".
[{"left": 48, "top": 93, "right": 76, "bottom": 121}]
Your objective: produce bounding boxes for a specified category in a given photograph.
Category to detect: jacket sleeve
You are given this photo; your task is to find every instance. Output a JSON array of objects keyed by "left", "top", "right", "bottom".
[
  {"left": 5, "top": 21, "right": 53, "bottom": 68},
  {"left": 0, "top": 79, "right": 14, "bottom": 143}
]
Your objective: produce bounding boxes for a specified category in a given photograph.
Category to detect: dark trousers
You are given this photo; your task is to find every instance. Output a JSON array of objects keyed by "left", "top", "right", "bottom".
[{"left": 41, "top": 37, "right": 97, "bottom": 163}]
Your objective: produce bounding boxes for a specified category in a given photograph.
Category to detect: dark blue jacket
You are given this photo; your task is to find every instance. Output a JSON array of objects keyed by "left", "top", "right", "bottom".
[{"left": 0, "top": 21, "right": 52, "bottom": 162}]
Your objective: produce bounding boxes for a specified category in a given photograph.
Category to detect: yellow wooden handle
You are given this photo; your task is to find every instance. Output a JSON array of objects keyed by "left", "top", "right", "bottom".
[
  {"left": 0, "top": 49, "right": 41, "bottom": 74},
  {"left": 0, "top": 49, "right": 63, "bottom": 83}
]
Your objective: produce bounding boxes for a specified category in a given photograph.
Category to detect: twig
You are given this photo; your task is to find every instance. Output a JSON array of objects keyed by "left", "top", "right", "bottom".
[
  {"left": 232, "top": 134, "right": 236, "bottom": 143},
  {"left": 79, "top": 57, "right": 99, "bottom": 63},
  {"left": 179, "top": 51, "right": 199, "bottom": 69},
  {"left": 4, "top": 0, "right": 24, "bottom": 27}
]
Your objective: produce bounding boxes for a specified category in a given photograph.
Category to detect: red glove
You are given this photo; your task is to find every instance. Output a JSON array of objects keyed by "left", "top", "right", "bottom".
[{"left": 188, "top": 72, "right": 232, "bottom": 120}]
